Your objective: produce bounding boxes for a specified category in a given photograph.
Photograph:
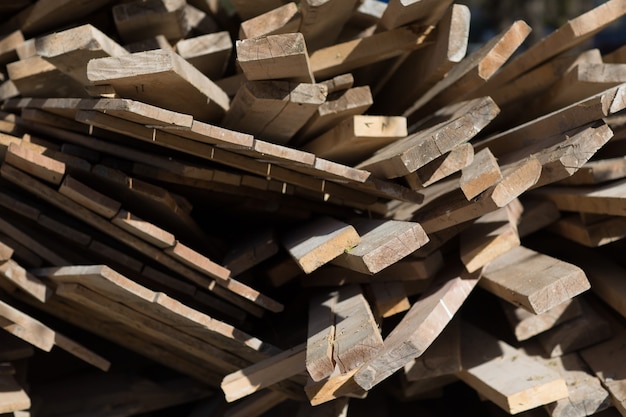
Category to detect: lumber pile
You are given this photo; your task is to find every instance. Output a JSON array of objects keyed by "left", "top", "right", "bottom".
[{"left": 2, "top": 0, "right": 626, "bottom": 416}]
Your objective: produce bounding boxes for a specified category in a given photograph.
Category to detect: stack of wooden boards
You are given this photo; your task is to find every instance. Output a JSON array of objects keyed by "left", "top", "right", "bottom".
[{"left": 2, "top": 0, "right": 626, "bottom": 416}]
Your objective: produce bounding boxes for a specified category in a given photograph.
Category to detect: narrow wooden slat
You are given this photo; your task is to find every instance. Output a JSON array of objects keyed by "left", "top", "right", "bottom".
[
  {"left": 239, "top": 3, "right": 301, "bottom": 40},
  {"left": 501, "top": 298, "right": 582, "bottom": 342},
  {"left": 175, "top": 31, "right": 232, "bottom": 80},
  {"left": 408, "top": 142, "right": 473, "bottom": 188},
  {"left": 460, "top": 148, "right": 502, "bottom": 200},
  {"left": 0, "top": 375, "right": 30, "bottom": 414},
  {"left": 112, "top": 0, "right": 189, "bottom": 43},
  {"left": 298, "top": 0, "right": 360, "bottom": 52},
  {"left": 378, "top": 0, "right": 453, "bottom": 30}
]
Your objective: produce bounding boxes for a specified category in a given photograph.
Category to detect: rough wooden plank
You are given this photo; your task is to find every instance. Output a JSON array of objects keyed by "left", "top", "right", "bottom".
[
  {"left": 7, "top": 55, "right": 89, "bottom": 98},
  {"left": 298, "top": 0, "right": 360, "bottom": 52},
  {"left": 281, "top": 216, "right": 360, "bottom": 274},
  {"left": 459, "top": 323, "right": 569, "bottom": 414},
  {"left": 112, "top": 0, "right": 189, "bottom": 43},
  {"left": 175, "top": 31, "right": 232, "bottom": 80},
  {"left": 460, "top": 147, "right": 502, "bottom": 200},
  {"left": 58, "top": 175, "right": 121, "bottom": 219},
  {"left": 0, "top": 375, "right": 30, "bottom": 414},
  {"left": 309, "top": 25, "right": 433, "bottom": 80},
  {"left": 358, "top": 96, "right": 499, "bottom": 178},
  {"left": 480, "top": 245, "right": 590, "bottom": 315},
  {"left": 302, "top": 115, "right": 406, "bottom": 166},
  {"left": 87, "top": 49, "right": 230, "bottom": 122},
  {"left": 549, "top": 213, "right": 626, "bottom": 247},
  {"left": 111, "top": 209, "right": 176, "bottom": 249},
  {"left": 331, "top": 218, "right": 428, "bottom": 274},
  {"left": 306, "top": 290, "right": 338, "bottom": 382},
  {"left": 378, "top": 0, "right": 453, "bottom": 30},
  {"left": 0, "top": 30, "right": 24, "bottom": 66},
  {"left": 221, "top": 343, "right": 306, "bottom": 402},
  {"left": 459, "top": 201, "right": 521, "bottom": 273},
  {"left": 0, "top": 299, "right": 55, "bottom": 351},
  {"left": 5, "top": 142, "right": 65, "bottom": 186},
  {"left": 35, "top": 24, "right": 129, "bottom": 86},
  {"left": 0, "top": 259, "right": 50, "bottom": 303},
  {"left": 221, "top": 80, "right": 326, "bottom": 144},
  {"left": 239, "top": 2, "right": 301, "bottom": 40},
  {"left": 558, "top": 156, "right": 626, "bottom": 186},
  {"left": 408, "top": 142, "right": 474, "bottom": 188},
  {"left": 236, "top": 33, "right": 314, "bottom": 83},
  {"left": 501, "top": 298, "right": 583, "bottom": 342},
  {"left": 353, "top": 262, "right": 481, "bottom": 390},
  {"left": 366, "top": 281, "right": 411, "bottom": 319}
]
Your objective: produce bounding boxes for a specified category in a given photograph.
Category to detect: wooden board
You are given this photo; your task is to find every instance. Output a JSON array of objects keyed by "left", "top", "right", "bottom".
[
  {"left": 0, "top": 375, "right": 30, "bottom": 414},
  {"left": 480, "top": 245, "right": 590, "bottom": 315},
  {"left": 236, "top": 33, "right": 314, "bottom": 83},
  {"left": 460, "top": 147, "right": 502, "bottom": 200},
  {"left": 501, "top": 298, "right": 582, "bottom": 342},
  {"left": 86, "top": 49, "right": 230, "bottom": 122},
  {"left": 112, "top": 0, "right": 189, "bottom": 43},
  {"left": 458, "top": 323, "right": 568, "bottom": 414},
  {"left": 409, "top": 142, "right": 474, "bottom": 188},
  {"left": 378, "top": 0, "right": 453, "bottom": 30},
  {"left": 239, "top": 3, "right": 301, "bottom": 40},
  {"left": 330, "top": 218, "right": 428, "bottom": 275},
  {"left": 281, "top": 216, "right": 360, "bottom": 274},
  {"left": 353, "top": 261, "right": 481, "bottom": 391},
  {"left": 175, "top": 31, "right": 232, "bottom": 80},
  {"left": 298, "top": 0, "right": 360, "bottom": 52}
]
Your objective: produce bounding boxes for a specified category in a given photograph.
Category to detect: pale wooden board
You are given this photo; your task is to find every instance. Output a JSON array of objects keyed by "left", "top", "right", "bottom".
[
  {"left": 6, "top": 55, "right": 88, "bottom": 98},
  {"left": 480, "top": 0, "right": 626, "bottom": 91},
  {"left": 5, "top": 142, "right": 65, "bottom": 186},
  {"left": 59, "top": 175, "right": 121, "bottom": 219},
  {"left": 0, "top": 30, "right": 24, "bottom": 66},
  {"left": 304, "top": 367, "right": 366, "bottom": 406},
  {"left": 402, "top": 20, "right": 530, "bottom": 120},
  {"left": 87, "top": 49, "right": 230, "bottom": 122},
  {"left": 306, "top": 290, "right": 338, "bottom": 382},
  {"left": 0, "top": 298, "right": 55, "bottom": 351},
  {"left": 175, "top": 31, "right": 232, "bottom": 80},
  {"left": 111, "top": 209, "right": 176, "bottom": 249},
  {"left": 550, "top": 213, "right": 626, "bottom": 247},
  {"left": 0, "top": 375, "right": 30, "bottom": 414},
  {"left": 409, "top": 142, "right": 474, "bottom": 188},
  {"left": 281, "top": 216, "right": 360, "bottom": 274},
  {"left": 0, "top": 259, "right": 50, "bottom": 303},
  {"left": 112, "top": 0, "right": 189, "bottom": 43},
  {"left": 460, "top": 147, "right": 502, "bottom": 200},
  {"left": 221, "top": 80, "right": 326, "bottom": 145},
  {"left": 309, "top": 25, "right": 432, "bottom": 80},
  {"left": 358, "top": 96, "right": 499, "bottom": 178},
  {"left": 480, "top": 245, "right": 590, "bottom": 314},
  {"left": 236, "top": 33, "right": 314, "bottom": 83},
  {"left": 298, "top": 0, "right": 360, "bottom": 52},
  {"left": 459, "top": 202, "right": 521, "bottom": 274},
  {"left": 366, "top": 281, "right": 410, "bottom": 319},
  {"left": 35, "top": 24, "right": 129, "bottom": 86},
  {"left": 353, "top": 262, "right": 481, "bottom": 390},
  {"left": 459, "top": 323, "right": 568, "bottom": 414},
  {"left": 580, "top": 330, "right": 626, "bottom": 415},
  {"left": 302, "top": 115, "right": 406, "bottom": 166},
  {"left": 558, "top": 156, "right": 626, "bottom": 186},
  {"left": 331, "top": 218, "right": 428, "bottom": 275},
  {"left": 374, "top": 5, "right": 470, "bottom": 115},
  {"left": 221, "top": 343, "right": 307, "bottom": 402},
  {"left": 0, "top": 214, "right": 68, "bottom": 267},
  {"left": 378, "top": 0, "right": 453, "bottom": 30},
  {"left": 239, "top": 2, "right": 301, "bottom": 40},
  {"left": 501, "top": 298, "right": 583, "bottom": 342}
]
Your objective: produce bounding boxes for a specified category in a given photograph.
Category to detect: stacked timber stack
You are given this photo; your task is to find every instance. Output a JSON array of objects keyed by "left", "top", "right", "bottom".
[{"left": 2, "top": 0, "right": 626, "bottom": 415}]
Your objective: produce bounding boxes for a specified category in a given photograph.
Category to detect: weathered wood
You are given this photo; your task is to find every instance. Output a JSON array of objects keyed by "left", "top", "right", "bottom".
[
  {"left": 236, "top": 33, "right": 314, "bottom": 83},
  {"left": 306, "top": 290, "right": 337, "bottom": 382},
  {"left": 35, "top": 24, "right": 129, "bottom": 87},
  {"left": 480, "top": 245, "right": 590, "bottom": 314},
  {"left": 358, "top": 96, "right": 499, "bottom": 179},
  {"left": 302, "top": 115, "right": 407, "bottom": 166},
  {"left": 558, "top": 156, "right": 626, "bottom": 186},
  {"left": 0, "top": 375, "right": 30, "bottom": 414},
  {"left": 0, "top": 30, "right": 24, "bottom": 66},
  {"left": 458, "top": 323, "right": 569, "bottom": 414},
  {"left": 353, "top": 262, "right": 481, "bottom": 390},
  {"left": 7, "top": 55, "right": 88, "bottom": 98},
  {"left": 305, "top": 367, "right": 366, "bottom": 406},
  {"left": 460, "top": 148, "right": 502, "bottom": 200},
  {"left": 330, "top": 218, "right": 428, "bottom": 274},
  {"left": 378, "top": 0, "right": 453, "bottom": 30},
  {"left": 298, "top": 0, "right": 360, "bottom": 52},
  {"left": 175, "top": 31, "right": 232, "bottom": 80},
  {"left": 87, "top": 49, "right": 230, "bottom": 122},
  {"left": 502, "top": 298, "right": 583, "bottom": 342},
  {"left": 408, "top": 142, "right": 474, "bottom": 188},
  {"left": 239, "top": 2, "right": 301, "bottom": 40},
  {"left": 281, "top": 216, "right": 360, "bottom": 274},
  {"left": 59, "top": 175, "right": 121, "bottom": 219},
  {"left": 111, "top": 209, "right": 176, "bottom": 249},
  {"left": 309, "top": 25, "right": 433, "bottom": 80},
  {"left": 0, "top": 259, "right": 50, "bottom": 303},
  {"left": 580, "top": 330, "right": 626, "bottom": 416},
  {"left": 112, "top": 0, "right": 189, "bottom": 43},
  {"left": 221, "top": 80, "right": 326, "bottom": 144},
  {"left": 460, "top": 201, "right": 521, "bottom": 274},
  {"left": 5, "top": 142, "right": 65, "bottom": 186},
  {"left": 366, "top": 281, "right": 411, "bottom": 319},
  {"left": 221, "top": 343, "right": 306, "bottom": 402}
]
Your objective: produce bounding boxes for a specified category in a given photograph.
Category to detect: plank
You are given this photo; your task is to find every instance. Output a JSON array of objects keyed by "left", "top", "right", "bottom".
[
  {"left": 281, "top": 216, "right": 360, "bottom": 274},
  {"left": 0, "top": 31, "right": 24, "bottom": 66},
  {"left": 460, "top": 148, "right": 502, "bottom": 200},
  {"left": 0, "top": 259, "right": 50, "bottom": 303},
  {"left": 4, "top": 138, "right": 67, "bottom": 187},
  {"left": 537, "top": 299, "right": 612, "bottom": 358},
  {"left": 301, "top": 115, "right": 407, "bottom": 166},
  {"left": 0, "top": 298, "right": 55, "bottom": 351},
  {"left": 239, "top": 3, "right": 301, "bottom": 40},
  {"left": 236, "top": 33, "right": 314, "bottom": 83},
  {"left": 357, "top": 96, "right": 499, "bottom": 178},
  {"left": 402, "top": 20, "right": 530, "bottom": 121},
  {"left": 7, "top": 55, "right": 88, "bottom": 98},
  {"left": 0, "top": 240, "right": 12, "bottom": 262},
  {"left": 86, "top": 49, "right": 230, "bottom": 122},
  {"left": 460, "top": 323, "right": 568, "bottom": 414},
  {"left": 480, "top": 0, "right": 626, "bottom": 92},
  {"left": 175, "top": 31, "right": 232, "bottom": 80},
  {"left": 293, "top": 86, "right": 374, "bottom": 145},
  {"left": 306, "top": 290, "right": 337, "bottom": 381},
  {"left": 111, "top": 209, "right": 176, "bottom": 249},
  {"left": 0, "top": 375, "right": 30, "bottom": 414},
  {"left": 330, "top": 218, "right": 428, "bottom": 274},
  {"left": 532, "top": 177, "right": 626, "bottom": 217},
  {"left": 309, "top": 25, "right": 433, "bottom": 80},
  {"left": 408, "top": 142, "right": 474, "bottom": 188},
  {"left": 378, "top": 0, "right": 453, "bottom": 30},
  {"left": 221, "top": 80, "right": 326, "bottom": 144},
  {"left": 459, "top": 201, "right": 521, "bottom": 273},
  {"left": 501, "top": 298, "right": 583, "bottom": 342},
  {"left": 549, "top": 213, "right": 626, "bottom": 247},
  {"left": 580, "top": 330, "right": 626, "bottom": 416},
  {"left": 34, "top": 24, "right": 129, "bottom": 86},
  {"left": 480, "top": 245, "right": 590, "bottom": 315},
  {"left": 298, "top": 0, "right": 360, "bottom": 52},
  {"left": 58, "top": 175, "right": 121, "bottom": 219},
  {"left": 366, "top": 281, "right": 411, "bottom": 319},
  {"left": 558, "top": 156, "right": 626, "bottom": 186},
  {"left": 353, "top": 261, "right": 482, "bottom": 391},
  {"left": 221, "top": 343, "right": 306, "bottom": 402},
  {"left": 304, "top": 367, "right": 366, "bottom": 406},
  {"left": 373, "top": 4, "right": 470, "bottom": 115},
  {"left": 112, "top": 0, "right": 189, "bottom": 43}
]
